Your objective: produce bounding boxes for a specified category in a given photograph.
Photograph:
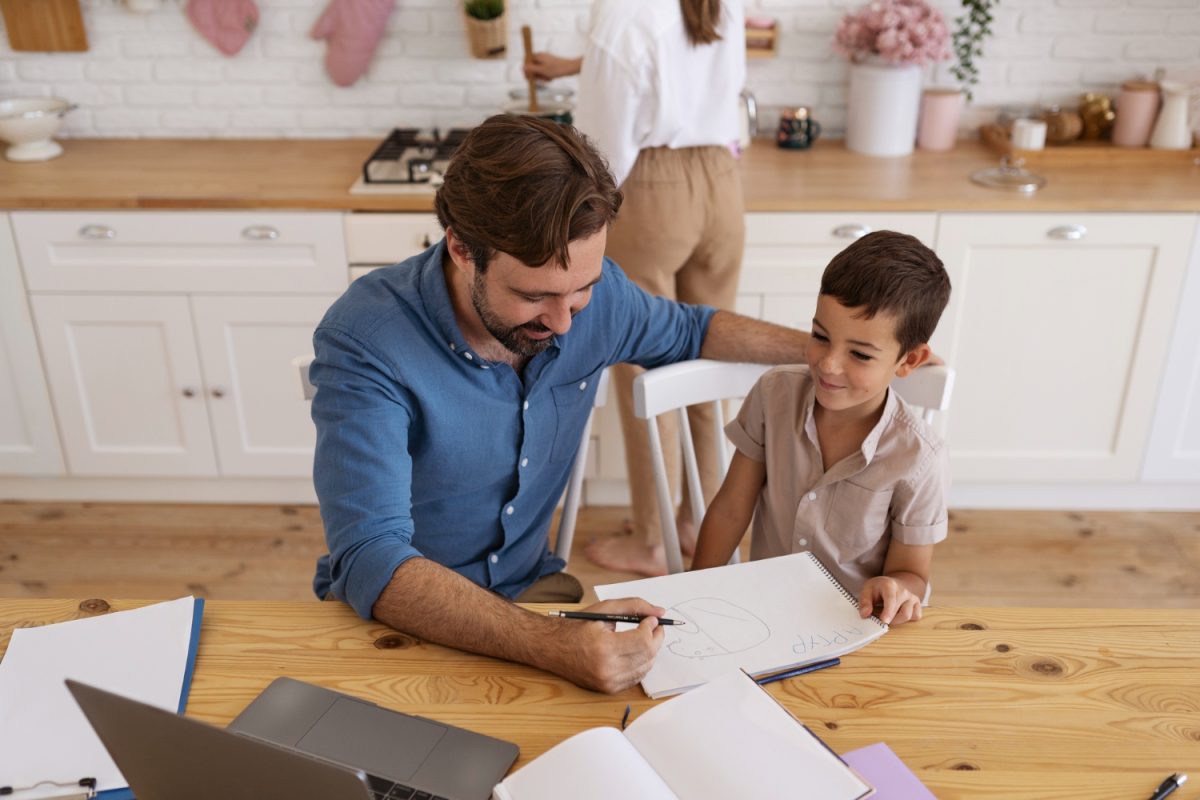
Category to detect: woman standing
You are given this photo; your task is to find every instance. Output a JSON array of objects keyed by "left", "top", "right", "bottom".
[{"left": 526, "top": 0, "right": 747, "bottom": 576}]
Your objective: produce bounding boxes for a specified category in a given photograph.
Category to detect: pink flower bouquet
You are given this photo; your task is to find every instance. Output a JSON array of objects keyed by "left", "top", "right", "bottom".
[{"left": 833, "top": 0, "right": 951, "bottom": 66}]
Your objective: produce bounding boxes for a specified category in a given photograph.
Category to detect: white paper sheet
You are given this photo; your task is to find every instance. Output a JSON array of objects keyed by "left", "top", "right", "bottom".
[
  {"left": 595, "top": 553, "right": 887, "bottom": 697},
  {"left": 0, "top": 597, "right": 197, "bottom": 799}
]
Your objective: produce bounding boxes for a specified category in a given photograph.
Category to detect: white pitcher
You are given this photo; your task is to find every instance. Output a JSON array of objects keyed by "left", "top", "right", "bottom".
[{"left": 1149, "top": 81, "right": 1193, "bottom": 150}]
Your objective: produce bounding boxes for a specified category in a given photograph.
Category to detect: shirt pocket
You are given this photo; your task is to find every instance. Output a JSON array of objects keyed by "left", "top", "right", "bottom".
[
  {"left": 826, "top": 482, "right": 894, "bottom": 560},
  {"left": 549, "top": 366, "right": 605, "bottom": 463}
]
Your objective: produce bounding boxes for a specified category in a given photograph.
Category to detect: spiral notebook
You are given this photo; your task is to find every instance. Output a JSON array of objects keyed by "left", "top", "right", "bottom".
[{"left": 594, "top": 552, "right": 888, "bottom": 698}]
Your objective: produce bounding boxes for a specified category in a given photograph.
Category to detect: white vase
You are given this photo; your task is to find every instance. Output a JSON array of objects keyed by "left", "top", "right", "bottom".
[
  {"left": 845, "top": 60, "right": 923, "bottom": 157},
  {"left": 1148, "top": 81, "right": 1193, "bottom": 150}
]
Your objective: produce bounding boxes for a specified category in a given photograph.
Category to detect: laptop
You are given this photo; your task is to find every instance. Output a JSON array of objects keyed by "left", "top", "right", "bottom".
[
  {"left": 67, "top": 679, "right": 375, "bottom": 800},
  {"left": 227, "top": 677, "right": 519, "bottom": 800}
]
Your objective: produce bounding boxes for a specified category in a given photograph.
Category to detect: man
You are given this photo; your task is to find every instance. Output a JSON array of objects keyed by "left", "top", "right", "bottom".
[{"left": 311, "top": 115, "right": 806, "bottom": 694}]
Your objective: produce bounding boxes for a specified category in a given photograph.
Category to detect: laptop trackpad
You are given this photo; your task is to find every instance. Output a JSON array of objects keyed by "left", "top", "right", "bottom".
[{"left": 295, "top": 697, "right": 446, "bottom": 781}]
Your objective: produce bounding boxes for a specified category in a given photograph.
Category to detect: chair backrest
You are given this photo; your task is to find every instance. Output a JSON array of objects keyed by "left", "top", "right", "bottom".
[
  {"left": 632, "top": 360, "right": 956, "bottom": 574},
  {"left": 297, "top": 352, "right": 606, "bottom": 567}
]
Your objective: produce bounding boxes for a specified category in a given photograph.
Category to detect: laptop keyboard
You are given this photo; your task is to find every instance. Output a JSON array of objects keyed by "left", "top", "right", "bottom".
[{"left": 368, "top": 774, "right": 449, "bottom": 800}]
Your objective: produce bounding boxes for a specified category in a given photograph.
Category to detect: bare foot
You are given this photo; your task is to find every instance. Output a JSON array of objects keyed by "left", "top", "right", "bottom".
[{"left": 584, "top": 536, "right": 670, "bottom": 577}]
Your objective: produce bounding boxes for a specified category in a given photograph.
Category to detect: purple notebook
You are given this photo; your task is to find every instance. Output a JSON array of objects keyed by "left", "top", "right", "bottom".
[{"left": 841, "top": 742, "right": 935, "bottom": 800}]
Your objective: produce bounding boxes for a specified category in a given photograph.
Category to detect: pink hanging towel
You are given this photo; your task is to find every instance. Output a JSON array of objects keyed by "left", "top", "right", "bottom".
[
  {"left": 185, "top": 0, "right": 259, "bottom": 57},
  {"left": 311, "top": 0, "right": 396, "bottom": 87}
]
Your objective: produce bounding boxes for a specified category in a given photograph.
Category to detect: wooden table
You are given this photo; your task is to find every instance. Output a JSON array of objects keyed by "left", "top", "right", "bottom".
[{"left": 2, "top": 599, "right": 1197, "bottom": 799}]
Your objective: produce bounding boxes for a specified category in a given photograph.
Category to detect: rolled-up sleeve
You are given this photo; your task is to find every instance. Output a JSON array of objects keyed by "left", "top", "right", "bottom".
[
  {"left": 603, "top": 260, "right": 715, "bottom": 369},
  {"left": 310, "top": 325, "right": 423, "bottom": 619},
  {"left": 724, "top": 376, "right": 767, "bottom": 463},
  {"left": 890, "top": 443, "right": 950, "bottom": 546}
]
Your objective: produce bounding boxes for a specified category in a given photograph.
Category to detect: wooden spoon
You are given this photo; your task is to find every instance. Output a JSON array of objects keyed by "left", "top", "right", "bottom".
[{"left": 521, "top": 25, "right": 539, "bottom": 113}]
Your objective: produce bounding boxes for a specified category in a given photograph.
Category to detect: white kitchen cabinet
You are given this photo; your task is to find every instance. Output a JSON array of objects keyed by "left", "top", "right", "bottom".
[
  {"left": 192, "top": 295, "right": 339, "bottom": 477},
  {"left": 31, "top": 294, "right": 218, "bottom": 477},
  {"left": 0, "top": 215, "right": 64, "bottom": 476},
  {"left": 1143, "top": 218, "right": 1200, "bottom": 482},
  {"left": 586, "top": 211, "right": 940, "bottom": 504},
  {"left": 936, "top": 213, "right": 1195, "bottom": 483}
]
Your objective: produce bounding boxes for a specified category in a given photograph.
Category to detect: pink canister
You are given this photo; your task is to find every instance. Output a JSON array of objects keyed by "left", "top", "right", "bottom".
[{"left": 1111, "top": 80, "right": 1160, "bottom": 147}]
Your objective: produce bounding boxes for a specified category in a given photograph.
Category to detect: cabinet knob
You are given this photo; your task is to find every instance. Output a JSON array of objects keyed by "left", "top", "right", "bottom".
[
  {"left": 832, "top": 224, "right": 871, "bottom": 240},
  {"left": 211, "top": 386, "right": 226, "bottom": 398},
  {"left": 182, "top": 387, "right": 197, "bottom": 398},
  {"left": 421, "top": 233, "right": 432, "bottom": 248},
  {"left": 78, "top": 224, "right": 116, "bottom": 240},
  {"left": 1047, "top": 224, "right": 1087, "bottom": 241},
  {"left": 241, "top": 225, "right": 280, "bottom": 241}
]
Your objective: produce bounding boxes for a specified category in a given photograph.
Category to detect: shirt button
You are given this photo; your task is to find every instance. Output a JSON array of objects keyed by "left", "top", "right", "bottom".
[
  {"left": 449, "top": 342, "right": 456, "bottom": 350},
  {"left": 464, "top": 352, "right": 474, "bottom": 361},
  {"left": 798, "top": 538, "right": 808, "bottom": 547},
  {"left": 579, "top": 381, "right": 587, "bottom": 390},
  {"left": 520, "top": 458, "right": 529, "bottom": 467},
  {"left": 523, "top": 400, "right": 529, "bottom": 410},
  {"left": 489, "top": 553, "right": 499, "bottom": 564},
  {"left": 505, "top": 505, "right": 515, "bottom": 515},
  {"left": 481, "top": 365, "right": 490, "bottom": 370},
  {"left": 807, "top": 492, "right": 817, "bottom": 501}
]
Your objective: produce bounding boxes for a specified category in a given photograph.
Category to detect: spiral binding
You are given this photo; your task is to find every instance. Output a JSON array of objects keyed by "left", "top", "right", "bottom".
[{"left": 803, "top": 551, "right": 887, "bottom": 630}]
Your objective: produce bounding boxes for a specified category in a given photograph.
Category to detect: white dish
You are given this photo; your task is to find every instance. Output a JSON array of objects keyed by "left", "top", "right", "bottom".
[{"left": 0, "top": 97, "right": 76, "bottom": 162}]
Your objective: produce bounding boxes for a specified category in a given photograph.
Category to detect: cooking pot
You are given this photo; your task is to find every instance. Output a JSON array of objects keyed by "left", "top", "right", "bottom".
[{"left": 505, "top": 86, "right": 574, "bottom": 125}]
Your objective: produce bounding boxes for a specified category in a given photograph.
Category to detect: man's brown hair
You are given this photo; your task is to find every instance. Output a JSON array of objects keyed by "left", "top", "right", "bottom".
[
  {"left": 434, "top": 114, "right": 622, "bottom": 272},
  {"left": 681, "top": 0, "right": 722, "bottom": 45},
  {"left": 820, "top": 230, "right": 951, "bottom": 356}
]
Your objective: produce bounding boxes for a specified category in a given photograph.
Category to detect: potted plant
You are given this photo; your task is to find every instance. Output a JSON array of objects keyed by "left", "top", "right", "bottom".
[
  {"left": 834, "top": 0, "right": 952, "bottom": 157},
  {"left": 463, "top": 0, "right": 506, "bottom": 60},
  {"left": 917, "top": 1, "right": 999, "bottom": 151}
]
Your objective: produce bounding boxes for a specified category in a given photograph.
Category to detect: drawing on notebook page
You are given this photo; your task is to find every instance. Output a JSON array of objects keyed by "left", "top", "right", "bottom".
[
  {"left": 793, "top": 626, "right": 872, "bottom": 656},
  {"left": 664, "top": 598, "right": 770, "bottom": 659}
]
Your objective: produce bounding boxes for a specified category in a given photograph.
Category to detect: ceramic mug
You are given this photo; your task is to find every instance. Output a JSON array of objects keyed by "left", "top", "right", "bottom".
[{"left": 777, "top": 107, "right": 821, "bottom": 149}]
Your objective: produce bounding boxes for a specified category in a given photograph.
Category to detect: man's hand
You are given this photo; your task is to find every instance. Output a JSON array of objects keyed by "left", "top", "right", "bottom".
[
  {"left": 857, "top": 576, "right": 923, "bottom": 625},
  {"left": 522, "top": 52, "right": 582, "bottom": 82},
  {"left": 549, "top": 597, "right": 666, "bottom": 694}
]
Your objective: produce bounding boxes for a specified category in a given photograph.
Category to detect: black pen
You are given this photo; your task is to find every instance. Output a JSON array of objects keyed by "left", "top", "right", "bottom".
[
  {"left": 755, "top": 657, "right": 841, "bottom": 686},
  {"left": 1148, "top": 773, "right": 1187, "bottom": 800},
  {"left": 547, "top": 610, "right": 683, "bottom": 625}
]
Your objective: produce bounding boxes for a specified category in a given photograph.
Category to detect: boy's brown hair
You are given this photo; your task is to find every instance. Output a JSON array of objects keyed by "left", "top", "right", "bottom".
[
  {"left": 820, "top": 230, "right": 951, "bottom": 356},
  {"left": 434, "top": 114, "right": 622, "bottom": 272}
]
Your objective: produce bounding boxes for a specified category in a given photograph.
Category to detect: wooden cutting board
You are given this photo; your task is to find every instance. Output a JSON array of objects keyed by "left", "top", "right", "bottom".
[{"left": 0, "top": 0, "right": 89, "bottom": 52}]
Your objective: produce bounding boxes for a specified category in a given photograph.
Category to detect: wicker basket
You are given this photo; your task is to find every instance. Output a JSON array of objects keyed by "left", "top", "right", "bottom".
[{"left": 464, "top": 13, "right": 507, "bottom": 59}]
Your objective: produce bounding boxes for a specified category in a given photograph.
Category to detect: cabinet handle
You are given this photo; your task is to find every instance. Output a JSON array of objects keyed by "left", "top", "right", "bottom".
[
  {"left": 241, "top": 225, "right": 280, "bottom": 241},
  {"left": 832, "top": 224, "right": 871, "bottom": 240},
  {"left": 211, "top": 386, "right": 226, "bottom": 398},
  {"left": 1047, "top": 224, "right": 1087, "bottom": 241},
  {"left": 78, "top": 224, "right": 116, "bottom": 240},
  {"left": 182, "top": 387, "right": 197, "bottom": 398},
  {"left": 421, "top": 233, "right": 432, "bottom": 248}
]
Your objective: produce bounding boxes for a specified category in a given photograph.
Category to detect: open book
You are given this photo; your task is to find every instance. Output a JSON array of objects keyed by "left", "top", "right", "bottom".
[
  {"left": 595, "top": 551, "right": 888, "bottom": 698},
  {"left": 492, "top": 670, "right": 873, "bottom": 800}
]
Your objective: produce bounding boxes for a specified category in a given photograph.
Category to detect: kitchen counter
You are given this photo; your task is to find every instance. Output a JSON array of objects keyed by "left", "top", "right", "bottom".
[{"left": 0, "top": 138, "right": 1197, "bottom": 212}]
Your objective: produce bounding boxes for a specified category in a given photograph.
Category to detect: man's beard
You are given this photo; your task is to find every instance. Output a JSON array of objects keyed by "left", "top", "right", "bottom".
[{"left": 470, "top": 272, "right": 556, "bottom": 358}]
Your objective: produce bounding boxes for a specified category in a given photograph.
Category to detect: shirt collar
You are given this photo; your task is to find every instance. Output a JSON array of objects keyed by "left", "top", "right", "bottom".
[{"left": 800, "top": 372, "right": 897, "bottom": 465}]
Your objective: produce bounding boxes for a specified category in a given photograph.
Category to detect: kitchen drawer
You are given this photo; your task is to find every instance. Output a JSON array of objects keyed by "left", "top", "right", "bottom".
[
  {"left": 345, "top": 213, "right": 443, "bottom": 266},
  {"left": 12, "top": 211, "right": 348, "bottom": 293}
]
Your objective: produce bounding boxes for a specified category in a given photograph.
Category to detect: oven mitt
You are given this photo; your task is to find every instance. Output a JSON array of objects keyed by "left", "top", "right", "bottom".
[
  {"left": 185, "top": 0, "right": 259, "bottom": 56},
  {"left": 310, "top": 0, "right": 395, "bottom": 87}
]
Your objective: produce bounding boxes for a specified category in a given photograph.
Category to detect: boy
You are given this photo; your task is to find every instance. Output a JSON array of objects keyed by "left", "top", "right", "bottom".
[{"left": 691, "top": 231, "right": 952, "bottom": 626}]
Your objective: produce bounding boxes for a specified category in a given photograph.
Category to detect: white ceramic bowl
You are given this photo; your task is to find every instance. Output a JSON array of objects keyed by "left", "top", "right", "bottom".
[{"left": 0, "top": 97, "right": 76, "bottom": 161}]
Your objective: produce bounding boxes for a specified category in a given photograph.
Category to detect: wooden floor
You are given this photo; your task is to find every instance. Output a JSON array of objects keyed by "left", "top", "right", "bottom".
[{"left": 1, "top": 501, "right": 1198, "bottom": 608}]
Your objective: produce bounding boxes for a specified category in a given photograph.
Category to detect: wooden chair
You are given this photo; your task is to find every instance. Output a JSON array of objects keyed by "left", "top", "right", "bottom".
[
  {"left": 633, "top": 360, "right": 957, "bottom": 574},
  {"left": 294, "top": 354, "right": 609, "bottom": 567}
]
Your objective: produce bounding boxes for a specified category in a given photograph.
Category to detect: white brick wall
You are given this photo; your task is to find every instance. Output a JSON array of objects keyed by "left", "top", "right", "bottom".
[{"left": 0, "top": 0, "right": 1196, "bottom": 139}]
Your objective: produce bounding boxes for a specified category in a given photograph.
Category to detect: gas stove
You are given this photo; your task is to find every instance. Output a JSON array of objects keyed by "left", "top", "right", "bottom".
[{"left": 349, "top": 128, "right": 471, "bottom": 195}]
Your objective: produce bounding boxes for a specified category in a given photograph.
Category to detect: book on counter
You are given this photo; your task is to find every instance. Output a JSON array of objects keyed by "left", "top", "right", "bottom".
[{"left": 491, "top": 669, "right": 873, "bottom": 800}]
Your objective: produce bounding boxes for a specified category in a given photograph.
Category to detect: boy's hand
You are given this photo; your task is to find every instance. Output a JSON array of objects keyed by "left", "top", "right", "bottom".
[{"left": 857, "top": 576, "right": 922, "bottom": 625}]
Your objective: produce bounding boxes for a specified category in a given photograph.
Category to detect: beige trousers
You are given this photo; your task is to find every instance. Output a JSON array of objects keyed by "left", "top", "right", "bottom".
[{"left": 607, "top": 146, "right": 745, "bottom": 545}]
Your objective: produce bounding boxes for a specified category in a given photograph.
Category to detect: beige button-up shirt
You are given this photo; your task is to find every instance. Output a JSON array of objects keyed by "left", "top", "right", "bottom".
[{"left": 726, "top": 365, "right": 949, "bottom": 595}]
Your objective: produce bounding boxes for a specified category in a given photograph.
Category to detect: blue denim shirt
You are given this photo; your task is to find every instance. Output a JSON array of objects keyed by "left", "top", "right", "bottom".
[{"left": 311, "top": 240, "right": 715, "bottom": 619}]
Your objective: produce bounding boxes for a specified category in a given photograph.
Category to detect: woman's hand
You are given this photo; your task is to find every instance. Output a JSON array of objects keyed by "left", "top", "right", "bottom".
[{"left": 523, "top": 52, "right": 582, "bottom": 81}]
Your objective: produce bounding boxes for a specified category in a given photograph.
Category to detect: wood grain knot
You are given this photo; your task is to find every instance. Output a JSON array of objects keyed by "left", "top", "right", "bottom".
[
  {"left": 951, "top": 762, "right": 980, "bottom": 771},
  {"left": 374, "top": 633, "right": 419, "bottom": 650},
  {"left": 79, "top": 599, "right": 111, "bottom": 613},
  {"left": 824, "top": 721, "right": 838, "bottom": 730},
  {"left": 1030, "top": 659, "right": 1063, "bottom": 676},
  {"left": 995, "top": 644, "right": 1011, "bottom": 653},
  {"left": 959, "top": 622, "right": 985, "bottom": 630}
]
